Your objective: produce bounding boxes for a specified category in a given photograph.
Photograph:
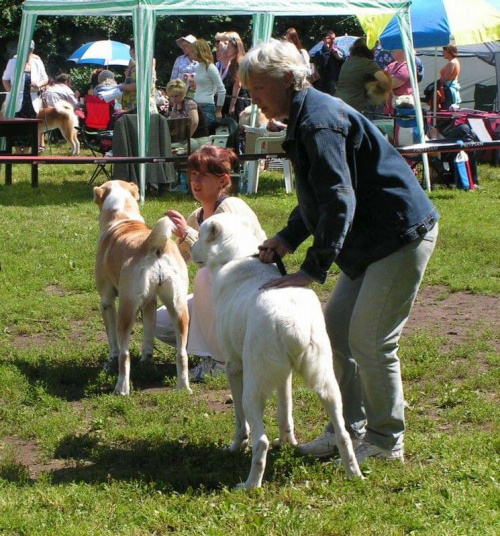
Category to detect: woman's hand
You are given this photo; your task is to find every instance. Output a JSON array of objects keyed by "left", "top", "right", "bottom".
[
  {"left": 259, "top": 271, "right": 314, "bottom": 290},
  {"left": 166, "top": 210, "right": 187, "bottom": 239},
  {"left": 258, "top": 236, "right": 289, "bottom": 264}
]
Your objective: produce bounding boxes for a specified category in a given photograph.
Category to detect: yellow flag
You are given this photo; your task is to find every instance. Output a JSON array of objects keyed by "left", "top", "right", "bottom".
[{"left": 358, "top": 14, "right": 395, "bottom": 49}]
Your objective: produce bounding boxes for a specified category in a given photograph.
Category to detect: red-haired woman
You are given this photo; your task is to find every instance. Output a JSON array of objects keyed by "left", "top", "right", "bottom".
[{"left": 155, "top": 145, "right": 266, "bottom": 381}]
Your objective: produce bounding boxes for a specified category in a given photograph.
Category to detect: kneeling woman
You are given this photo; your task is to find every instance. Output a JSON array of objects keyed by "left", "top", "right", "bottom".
[
  {"left": 165, "top": 78, "right": 210, "bottom": 151},
  {"left": 155, "top": 145, "right": 266, "bottom": 381}
]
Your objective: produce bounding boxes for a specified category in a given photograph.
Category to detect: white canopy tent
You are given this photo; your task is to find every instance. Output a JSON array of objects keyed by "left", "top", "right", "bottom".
[{"left": 10, "top": 0, "right": 428, "bottom": 198}]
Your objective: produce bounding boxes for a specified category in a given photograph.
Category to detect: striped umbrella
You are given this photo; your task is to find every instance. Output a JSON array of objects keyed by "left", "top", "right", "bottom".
[{"left": 68, "top": 39, "right": 130, "bottom": 67}]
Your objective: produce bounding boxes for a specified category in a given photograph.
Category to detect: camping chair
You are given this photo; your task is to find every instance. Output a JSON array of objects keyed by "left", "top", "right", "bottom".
[{"left": 79, "top": 95, "right": 114, "bottom": 184}]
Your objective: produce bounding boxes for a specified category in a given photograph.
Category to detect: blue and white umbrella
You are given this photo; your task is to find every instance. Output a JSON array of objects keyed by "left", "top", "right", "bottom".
[
  {"left": 309, "top": 35, "right": 359, "bottom": 58},
  {"left": 68, "top": 40, "right": 130, "bottom": 67}
]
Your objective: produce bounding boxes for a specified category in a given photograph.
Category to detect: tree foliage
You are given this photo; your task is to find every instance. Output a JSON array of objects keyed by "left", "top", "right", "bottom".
[{"left": 1, "top": 0, "right": 362, "bottom": 92}]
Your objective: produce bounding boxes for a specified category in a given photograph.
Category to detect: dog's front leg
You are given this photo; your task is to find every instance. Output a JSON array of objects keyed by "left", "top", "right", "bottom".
[
  {"left": 275, "top": 373, "right": 297, "bottom": 446},
  {"left": 226, "top": 360, "right": 249, "bottom": 452}
]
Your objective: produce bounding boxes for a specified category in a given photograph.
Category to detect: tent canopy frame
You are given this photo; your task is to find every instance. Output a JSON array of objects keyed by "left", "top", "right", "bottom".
[{"left": 10, "top": 0, "right": 428, "bottom": 198}]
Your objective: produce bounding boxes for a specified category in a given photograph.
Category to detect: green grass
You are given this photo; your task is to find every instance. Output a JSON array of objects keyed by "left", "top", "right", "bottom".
[{"left": 0, "top": 143, "right": 499, "bottom": 535}]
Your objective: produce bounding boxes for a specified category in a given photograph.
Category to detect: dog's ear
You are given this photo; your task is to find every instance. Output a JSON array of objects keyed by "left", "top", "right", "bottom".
[
  {"left": 205, "top": 220, "right": 223, "bottom": 243},
  {"left": 93, "top": 186, "right": 104, "bottom": 204},
  {"left": 127, "top": 182, "right": 140, "bottom": 200}
]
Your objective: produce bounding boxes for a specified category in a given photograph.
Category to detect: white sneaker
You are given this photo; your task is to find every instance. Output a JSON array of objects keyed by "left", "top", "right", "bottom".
[
  {"left": 189, "top": 356, "right": 225, "bottom": 382},
  {"left": 298, "top": 429, "right": 364, "bottom": 458},
  {"left": 354, "top": 441, "right": 404, "bottom": 463}
]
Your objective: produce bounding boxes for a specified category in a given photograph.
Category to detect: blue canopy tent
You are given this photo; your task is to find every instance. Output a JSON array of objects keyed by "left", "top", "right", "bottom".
[
  {"left": 9, "top": 0, "right": 423, "bottom": 198},
  {"left": 380, "top": 0, "right": 500, "bottom": 50}
]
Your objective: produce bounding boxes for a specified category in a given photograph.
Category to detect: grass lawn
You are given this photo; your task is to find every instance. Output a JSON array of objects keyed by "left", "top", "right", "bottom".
[{"left": 0, "top": 143, "right": 498, "bottom": 535}]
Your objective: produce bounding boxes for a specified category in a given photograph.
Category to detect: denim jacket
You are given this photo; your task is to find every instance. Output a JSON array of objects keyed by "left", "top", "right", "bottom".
[{"left": 278, "top": 87, "right": 439, "bottom": 282}]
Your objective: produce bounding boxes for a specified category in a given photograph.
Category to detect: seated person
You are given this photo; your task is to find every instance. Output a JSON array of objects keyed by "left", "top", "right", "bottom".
[
  {"left": 165, "top": 79, "right": 210, "bottom": 151},
  {"left": 43, "top": 73, "right": 80, "bottom": 110},
  {"left": 93, "top": 69, "right": 122, "bottom": 105},
  {"left": 155, "top": 145, "right": 266, "bottom": 381}
]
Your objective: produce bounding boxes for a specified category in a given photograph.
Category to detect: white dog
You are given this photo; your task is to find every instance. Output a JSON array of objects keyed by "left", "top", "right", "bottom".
[
  {"left": 93, "top": 180, "right": 191, "bottom": 396},
  {"left": 192, "top": 213, "right": 362, "bottom": 488}
]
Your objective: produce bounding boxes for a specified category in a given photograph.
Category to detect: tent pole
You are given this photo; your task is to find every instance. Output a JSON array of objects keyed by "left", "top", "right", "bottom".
[{"left": 397, "top": 10, "right": 431, "bottom": 192}]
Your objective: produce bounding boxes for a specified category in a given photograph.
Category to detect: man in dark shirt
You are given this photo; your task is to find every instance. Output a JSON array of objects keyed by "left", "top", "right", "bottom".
[{"left": 312, "top": 30, "right": 345, "bottom": 96}]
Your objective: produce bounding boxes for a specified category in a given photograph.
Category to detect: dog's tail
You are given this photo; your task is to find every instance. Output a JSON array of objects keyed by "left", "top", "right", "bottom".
[
  {"left": 53, "top": 101, "right": 75, "bottom": 116},
  {"left": 147, "top": 216, "right": 175, "bottom": 250}
]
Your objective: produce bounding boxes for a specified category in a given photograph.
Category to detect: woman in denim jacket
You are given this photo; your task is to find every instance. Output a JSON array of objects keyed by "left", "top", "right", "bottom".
[{"left": 240, "top": 40, "right": 439, "bottom": 464}]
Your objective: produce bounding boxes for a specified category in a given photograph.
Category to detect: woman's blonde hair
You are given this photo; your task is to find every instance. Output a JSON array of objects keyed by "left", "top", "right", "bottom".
[
  {"left": 239, "top": 40, "right": 309, "bottom": 91},
  {"left": 192, "top": 39, "right": 214, "bottom": 66},
  {"left": 166, "top": 79, "right": 187, "bottom": 98}
]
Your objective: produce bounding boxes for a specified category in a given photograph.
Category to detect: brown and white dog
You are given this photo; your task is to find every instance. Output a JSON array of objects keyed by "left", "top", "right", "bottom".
[
  {"left": 37, "top": 101, "right": 80, "bottom": 155},
  {"left": 93, "top": 180, "right": 191, "bottom": 396},
  {"left": 364, "top": 71, "right": 393, "bottom": 107}
]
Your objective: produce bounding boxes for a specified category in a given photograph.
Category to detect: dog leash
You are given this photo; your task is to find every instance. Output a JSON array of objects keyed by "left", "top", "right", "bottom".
[{"left": 252, "top": 246, "right": 287, "bottom": 276}]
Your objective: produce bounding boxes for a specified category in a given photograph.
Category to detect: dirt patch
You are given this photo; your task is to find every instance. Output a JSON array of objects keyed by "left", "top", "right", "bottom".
[
  {"left": 1, "top": 436, "right": 76, "bottom": 480},
  {"left": 3, "top": 286, "right": 498, "bottom": 479},
  {"left": 405, "top": 285, "right": 500, "bottom": 352}
]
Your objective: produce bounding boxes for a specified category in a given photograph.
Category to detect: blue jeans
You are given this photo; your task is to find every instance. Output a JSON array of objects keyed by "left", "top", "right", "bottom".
[
  {"left": 324, "top": 224, "right": 438, "bottom": 450},
  {"left": 198, "top": 103, "right": 216, "bottom": 132}
]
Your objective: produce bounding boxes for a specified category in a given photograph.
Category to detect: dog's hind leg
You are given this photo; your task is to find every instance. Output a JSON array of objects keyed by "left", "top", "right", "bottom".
[
  {"left": 140, "top": 298, "right": 157, "bottom": 368},
  {"left": 161, "top": 288, "right": 191, "bottom": 393},
  {"left": 98, "top": 285, "right": 119, "bottom": 371},
  {"left": 226, "top": 359, "right": 249, "bottom": 453},
  {"left": 315, "top": 374, "right": 362, "bottom": 478},
  {"left": 114, "top": 297, "right": 137, "bottom": 396},
  {"left": 275, "top": 373, "right": 297, "bottom": 446},
  {"left": 239, "top": 373, "right": 269, "bottom": 489},
  {"left": 173, "top": 299, "right": 191, "bottom": 392}
]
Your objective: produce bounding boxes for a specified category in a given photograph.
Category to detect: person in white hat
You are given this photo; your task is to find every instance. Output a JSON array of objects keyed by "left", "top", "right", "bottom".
[{"left": 170, "top": 34, "right": 199, "bottom": 93}]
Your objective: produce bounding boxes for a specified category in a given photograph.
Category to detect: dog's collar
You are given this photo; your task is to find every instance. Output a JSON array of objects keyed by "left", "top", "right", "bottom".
[{"left": 250, "top": 251, "right": 287, "bottom": 276}]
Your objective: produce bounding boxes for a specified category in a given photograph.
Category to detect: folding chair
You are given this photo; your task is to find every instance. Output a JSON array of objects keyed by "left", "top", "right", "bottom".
[
  {"left": 79, "top": 95, "right": 114, "bottom": 184},
  {"left": 243, "top": 128, "right": 294, "bottom": 194}
]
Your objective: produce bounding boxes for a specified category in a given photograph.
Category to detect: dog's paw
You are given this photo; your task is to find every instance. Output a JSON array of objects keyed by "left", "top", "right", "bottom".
[
  {"left": 176, "top": 379, "right": 192, "bottom": 394},
  {"left": 104, "top": 355, "right": 119, "bottom": 374},
  {"left": 227, "top": 438, "right": 249, "bottom": 453},
  {"left": 273, "top": 432, "right": 298, "bottom": 448},
  {"left": 139, "top": 354, "right": 157, "bottom": 372}
]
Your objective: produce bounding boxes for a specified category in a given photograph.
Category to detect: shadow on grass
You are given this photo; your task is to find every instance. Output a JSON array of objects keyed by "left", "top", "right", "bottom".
[
  {"left": 47, "top": 434, "right": 308, "bottom": 492},
  {"left": 11, "top": 353, "right": 180, "bottom": 401}
]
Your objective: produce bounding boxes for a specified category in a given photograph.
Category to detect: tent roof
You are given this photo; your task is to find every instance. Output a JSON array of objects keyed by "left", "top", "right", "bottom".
[{"left": 23, "top": 0, "right": 410, "bottom": 17}]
